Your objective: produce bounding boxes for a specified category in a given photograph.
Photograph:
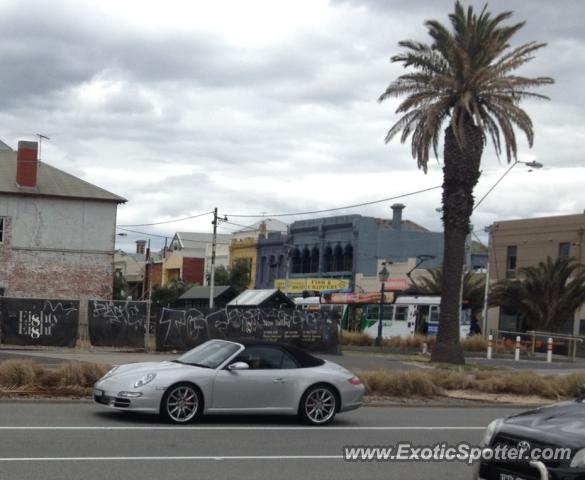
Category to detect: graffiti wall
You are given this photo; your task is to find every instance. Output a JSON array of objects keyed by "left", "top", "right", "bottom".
[
  {"left": 88, "top": 300, "right": 147, "bottom": 348},
  {"left": 0, "top": 298, "right": 79, "bottom": 347},
  {"left": 156, "top": 307, "right": 339, "bottom": 353}
]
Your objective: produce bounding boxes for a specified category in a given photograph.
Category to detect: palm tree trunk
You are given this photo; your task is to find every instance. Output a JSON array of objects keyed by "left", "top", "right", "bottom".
[{"left": 431, "top": 121, "right": 483, "bottom": 364}]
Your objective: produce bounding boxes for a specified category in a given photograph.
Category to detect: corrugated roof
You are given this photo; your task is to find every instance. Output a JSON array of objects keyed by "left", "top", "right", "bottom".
[
  {"left": 0, "top": 150, "right": 126, "bottom": 203},
  {"left": 227, "top": 289, "right": 279, "bottom": 306},
  {"left": 175, "top": 231, "right": 231, "bottom": 247},
  {"left": 179, "top": 285, "right": 233, "bottom": 300}
]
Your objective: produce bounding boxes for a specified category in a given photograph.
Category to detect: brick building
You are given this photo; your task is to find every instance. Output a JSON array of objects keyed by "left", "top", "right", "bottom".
[
  {"left": 486, "top": 212, "right": 585, "bottom": 335},
  {"left": 0, "top": 140, "right": 125, "bottom": 299}
]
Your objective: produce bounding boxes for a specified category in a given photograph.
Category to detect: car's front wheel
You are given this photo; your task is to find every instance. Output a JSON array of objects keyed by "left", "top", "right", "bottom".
[
  {"left": 160, "top": 383, "right": 202, "bottom": 424},
  {"left": 299, "top": 385, "right": 337, "bottom": 425}
]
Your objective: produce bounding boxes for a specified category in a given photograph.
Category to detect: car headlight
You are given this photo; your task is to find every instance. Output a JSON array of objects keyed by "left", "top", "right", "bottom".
[
  {"left": 482, "top": 418, "right": 503, "bottom": 446},
  {"left": 133, "top": 373, "right": 156, "bottom": 389},
  {"left": 102, "top": 366, "right": 119, "bottom": 379},
  {"left": 570, "top": 448, "right": 585, "bottom": 468}
]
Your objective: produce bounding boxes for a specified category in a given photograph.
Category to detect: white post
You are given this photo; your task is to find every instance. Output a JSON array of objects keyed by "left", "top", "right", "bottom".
[
  {"left": 515, "top": 335, "right": 521, "bottom": 361},
  {"left": 547, "top": 337, "right": 553, "bottom": 363},
  {"left": 487, "top": 334, "right": 493, "bottom": 359}
]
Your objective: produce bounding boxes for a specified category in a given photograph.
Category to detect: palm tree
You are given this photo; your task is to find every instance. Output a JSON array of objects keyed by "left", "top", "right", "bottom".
[
  {"left": 411, "top": 267, "right": 485, "bottom": 322},
  {"left": 490, "top": 257, "right": 585, "bottom": 332},
  {"left": 379, "top": 2, "right": 553, "bottom": 363}
]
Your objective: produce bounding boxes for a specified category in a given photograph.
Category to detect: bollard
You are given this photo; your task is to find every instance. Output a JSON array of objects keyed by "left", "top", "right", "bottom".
[
  {"left": 487, "top": 334, "right": 493, "bottom": 359},
  {"left": 515, "top": 336, "right": 521, "bottom": 361},
  {"left": 547, "top": 337, "right": 553, "bottom": 363},
  {"left": 421, "top": 342, "right": 428, "bottom": 356}
]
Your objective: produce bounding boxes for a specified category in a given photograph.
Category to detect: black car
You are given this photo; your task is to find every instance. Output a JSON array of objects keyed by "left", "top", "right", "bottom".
[{"left": 475, "top": 392, "right": 585, "bottom": 480}]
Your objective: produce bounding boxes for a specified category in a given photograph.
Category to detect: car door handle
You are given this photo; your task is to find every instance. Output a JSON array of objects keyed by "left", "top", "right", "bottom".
[{"left": 273, "top": 378, "right": 286, "bottom": 383}]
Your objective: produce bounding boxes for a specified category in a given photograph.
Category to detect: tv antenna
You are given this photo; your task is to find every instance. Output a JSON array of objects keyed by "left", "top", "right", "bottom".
[{"left": 35, "top": 133, "right": 50, "bottom": 161}]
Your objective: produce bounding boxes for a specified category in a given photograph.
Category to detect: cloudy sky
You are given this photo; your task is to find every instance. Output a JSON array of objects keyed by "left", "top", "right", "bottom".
[{"left": 1, "top": 0, "right": 583, "bottom": 251}]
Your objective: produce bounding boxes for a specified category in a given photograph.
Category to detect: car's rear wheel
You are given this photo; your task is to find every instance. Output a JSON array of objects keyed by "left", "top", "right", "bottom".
[
  {"left": 161, "top": 383, "right": 202, "bottom": 424},
  {"left": 299, "top": 385, "right": 337, "bottom": 425}
]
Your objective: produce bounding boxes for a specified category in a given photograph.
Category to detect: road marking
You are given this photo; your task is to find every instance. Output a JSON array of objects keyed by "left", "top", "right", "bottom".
[
  {"left": 0, "top": 426, "right": 484, "bottom": 430},
  {"left": 0, "top": 455, "right": 344, "bottom": 462}
]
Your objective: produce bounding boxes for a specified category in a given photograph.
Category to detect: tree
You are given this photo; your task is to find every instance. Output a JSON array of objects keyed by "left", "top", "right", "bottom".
[
  {"left": 230, "top": 259, "right": 251, "bottom": 292},
  {"left": 411, "top": 267, "right": 485, "bottom": 322},
  {"left": 379, "top": 2, "right": 552, "bottom": 363},
  {"left": 206, "top": 265, "right": 230, "bottom": 286},
  {"left": 490, "top": 257, "right": 585, "bottom": 332},
  {"left": 151, "top": 279, "right": 190, "bottom": 309},
  {"left": 113, "top": 271, "right": 129, "bottom": 300}
]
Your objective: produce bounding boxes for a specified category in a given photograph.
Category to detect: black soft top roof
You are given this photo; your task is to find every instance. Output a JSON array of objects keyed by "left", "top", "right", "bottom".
[{"left": 227, "top": 338, "right": 325, "bottom": 368}]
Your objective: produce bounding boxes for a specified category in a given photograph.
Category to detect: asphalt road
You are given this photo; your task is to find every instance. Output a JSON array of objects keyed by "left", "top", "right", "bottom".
[{"left": 0, "top": 402, "right": 524, "bottom": 480}]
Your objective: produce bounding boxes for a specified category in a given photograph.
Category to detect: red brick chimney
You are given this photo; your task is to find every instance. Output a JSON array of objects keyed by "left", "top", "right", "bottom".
[
  {"left": 16, "top": 141, "right": 39, "bottom": 188},
  {"left": 136, "top": 240, "right": 146, "bottom": 255}
]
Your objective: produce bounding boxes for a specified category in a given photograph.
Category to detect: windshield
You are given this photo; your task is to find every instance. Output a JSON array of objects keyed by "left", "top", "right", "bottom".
[{"left": 176, "top": 340, "right": 242, "bottom": 369}]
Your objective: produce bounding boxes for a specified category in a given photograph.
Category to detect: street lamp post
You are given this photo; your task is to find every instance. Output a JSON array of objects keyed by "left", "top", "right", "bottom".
[{"left": 375, "top": 263, "right": 390, "bottom": 347}]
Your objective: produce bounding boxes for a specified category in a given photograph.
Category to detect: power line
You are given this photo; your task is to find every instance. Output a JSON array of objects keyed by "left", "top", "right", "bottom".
[
  {"left": 117, "top": 210, "right": 214, "bottom": 227},
  {"left": 117, "top": 227, "right": 230, "bottom": 245},
  {"left": 221, "top": 186, "right": 442, "bottom": 218}
]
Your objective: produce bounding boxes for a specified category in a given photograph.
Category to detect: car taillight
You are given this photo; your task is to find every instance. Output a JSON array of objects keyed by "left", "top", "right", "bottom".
[{"left": 348, "top": 376, "right": 362, "bottom": 385}]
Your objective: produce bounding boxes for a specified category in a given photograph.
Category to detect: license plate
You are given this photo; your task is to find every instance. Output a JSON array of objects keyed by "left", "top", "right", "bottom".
[
  {"left": 500, "top": 474, "right": 525, "bottom": 480},
  {"left": 93, "top": 389, "right": 104, "bottom": 397}
]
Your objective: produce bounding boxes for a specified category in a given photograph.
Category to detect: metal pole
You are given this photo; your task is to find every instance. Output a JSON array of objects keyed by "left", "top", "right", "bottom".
[
  {"left": 376, "top": 282, "right": 385, "bottom": 347},
  {"left": 284, "top": 245, "right": 290, "bottom": 297},
  {"left": 145, "top": 240, "right": 152, "bottom": 352},
  {"left": 481, "top": 228, "right": 491, "bottom": 336},
  {"left": 209, "top": 207, "right": 218, "bottom": 309}
]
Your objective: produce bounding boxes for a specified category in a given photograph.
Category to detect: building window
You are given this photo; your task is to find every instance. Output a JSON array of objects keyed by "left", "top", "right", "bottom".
[
  {"left": 0, "top": 217, "right": 4, "bottom": 243},
  {"left": 0, "top": 287, "right": 4, "bottom": 296},
  {"left": 291, "top": 249, "right": 301, "bottom": 274},
  {"left": 323, "top": 246, "right": 333, "bottom": 272},
  {"left": 506, "top": 245, "right": 517, "bottom": 278},
  {"left": 268, "top": 255, "right": 277, "bottom": 283},
  {"left": 333, "top": 244, "right": 344, "bottom": 271},
  {"left": 343, "top": 244, "right": 353, "bottom": 271},
  {"left": 559, "top": 242, "right": 571, "bottom": 259},
  {"left": 301, "top": 247, "right": 311, "bottom": 274},
  {"left": 310, "top": 247, "right": 319, "bottom": 273}
]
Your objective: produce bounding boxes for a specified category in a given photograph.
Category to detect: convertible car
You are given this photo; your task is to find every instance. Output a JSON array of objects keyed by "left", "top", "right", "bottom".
[{"left": 93, "top": 338, "right": 364, "bottom": 425}]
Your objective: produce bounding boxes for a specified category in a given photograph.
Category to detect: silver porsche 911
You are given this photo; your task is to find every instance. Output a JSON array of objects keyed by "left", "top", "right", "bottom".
[{"left": 93, "top": 338, "right": 365, "bottom": 425}]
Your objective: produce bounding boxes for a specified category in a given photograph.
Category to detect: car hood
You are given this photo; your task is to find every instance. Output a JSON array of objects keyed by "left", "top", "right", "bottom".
[
  {"left": 499, "top": 400, "right": 585, "bottom": 448},
  {"left": 105, "top": 361, "right": 209, "bottom": 380}
]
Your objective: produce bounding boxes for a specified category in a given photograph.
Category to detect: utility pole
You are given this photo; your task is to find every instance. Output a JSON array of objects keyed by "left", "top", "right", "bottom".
[
  {"left": 209, "top": 207, "right": 218, "bottom": 309},
  {"left": 481, "top": 226, "right": 492, "bottom": 336},
  {"left": 145, "top": 238, "right": 152, "bottom": 352}
]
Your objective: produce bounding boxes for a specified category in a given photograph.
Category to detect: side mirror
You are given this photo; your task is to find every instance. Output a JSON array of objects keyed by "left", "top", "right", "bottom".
[{"left": 228, "top": 361, "right": 249, "bottom": 371}]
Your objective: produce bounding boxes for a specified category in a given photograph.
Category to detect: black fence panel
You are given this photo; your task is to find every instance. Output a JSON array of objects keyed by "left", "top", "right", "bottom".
[
  {"left": 0, "top": 298, "right": 79, "bottom": 347},
  {"left": 156, "top": 307, "right": 339, "bottom": 353},
  {"left": 88, "top": 300, "right": 147, "bottom": 348}
]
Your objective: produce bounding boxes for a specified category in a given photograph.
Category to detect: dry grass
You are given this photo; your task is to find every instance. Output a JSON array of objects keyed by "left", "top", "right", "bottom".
[
  {"left": 340, "top": 330, "right": 374, "bottom": 346},
  {"left": 358, "top": 369, "right": 437, "bottom": 397},
  {"left": 340, "top": 330, "right": 488, "bottom": 353},
  {"left": 0, "top": 360, "right": 110, "bottom": 394},
  {"left": 357, "top": 367, "right": 585, "bottom": 400},
  {"left": 460, "top": 335, "right": 488, "bottom": 352}
]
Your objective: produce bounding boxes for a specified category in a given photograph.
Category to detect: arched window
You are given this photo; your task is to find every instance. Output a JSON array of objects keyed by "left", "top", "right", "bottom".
[
  {"left": 301, "top": 247, "right": 311, "bottom": 274},
  {"left": 291, "top": 248, "right": 301, "bottom": 274},
  {"left": 277, "top": 255, "right": 285, "bottom": 278},
  {"left": 333, "top": 244, "right": 343, "bottom": 271},
  {"left": 268, "top": 255, "right": 277, "bottom": 283},
  {"left": 310, "top": 246, "right": 319, "bottom": 273},
  {"left": 260, "top": 256, "right": 267, "bottom": 282},
  {"left": 343, "top": 244, "right": 353, "bottom": 271},
  {"left": 323, "top": 246, "right": 333, "bottom": 272}
]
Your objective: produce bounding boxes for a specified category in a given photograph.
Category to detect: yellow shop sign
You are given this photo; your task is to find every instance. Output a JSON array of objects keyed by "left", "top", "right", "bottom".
[{"left": 274, "top": 278, "right": 350, "bottom": 293}]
